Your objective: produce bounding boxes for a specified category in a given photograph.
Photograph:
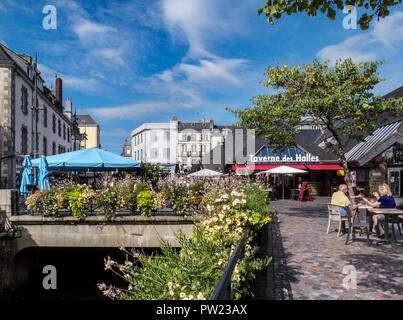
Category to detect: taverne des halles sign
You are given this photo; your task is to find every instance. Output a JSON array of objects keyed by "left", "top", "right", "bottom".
[{"left": 249, "top": 153, "right": 320, "bottom": 163}]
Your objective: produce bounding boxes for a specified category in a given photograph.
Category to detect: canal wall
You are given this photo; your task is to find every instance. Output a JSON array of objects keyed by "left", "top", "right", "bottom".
[
  {"left": 0, "top": 189, "right": 196, "bottom": 298},
  {"left": 0, "top": 190, "right": 17, "bottom": 297}
]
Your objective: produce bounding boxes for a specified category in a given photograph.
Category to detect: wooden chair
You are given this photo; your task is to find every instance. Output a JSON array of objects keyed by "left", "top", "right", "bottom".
[{"left": 327, "top": 204, "right": 349, "bottom": 237}]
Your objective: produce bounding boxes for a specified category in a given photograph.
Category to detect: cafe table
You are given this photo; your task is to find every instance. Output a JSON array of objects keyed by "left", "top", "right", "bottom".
[
  {"left": 358, "top": 204, "right": 373, "bottom": 221},
  {"left": 350, "top": 204, "right": 373, "bottom": 224},
  {"left": 368, "top": 208, "right": 403, "bottom": 245}
]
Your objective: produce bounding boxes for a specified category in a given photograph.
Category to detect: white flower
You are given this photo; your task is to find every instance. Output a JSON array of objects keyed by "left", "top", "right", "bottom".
[
  {"left": 231, "top": 190, "right": 239, "bottom": 196},
  {"left": 124, "top": 260, "right": 133, "bottom": 267},
  {"left": 222, "top": 205, "right": 230, "bottom": 211},
  {"left": 167, "top": 281, "right": 173, "bottom": 289},
  {"left": 180, "top": 292, "right": 186, "bottom": 298},
  {"left": 197, "top": 292, "right": 204, "bottom": 300}
]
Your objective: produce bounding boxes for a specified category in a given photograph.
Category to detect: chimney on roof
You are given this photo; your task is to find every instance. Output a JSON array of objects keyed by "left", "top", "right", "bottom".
[
  {"left": 210, "top": 117, "right": 214, "bottom": 130},
  {"left": 19, "top": 54, "right": 32, "bottom": 65},
  {"left": 55, "top": 74, "right": 63, "bottom": 111},
  {"left": 66, "top": 98, "right": 72, "bottom": 119},
  {"left": 171, "top": 114, "right": 178, "bottom": 122}
]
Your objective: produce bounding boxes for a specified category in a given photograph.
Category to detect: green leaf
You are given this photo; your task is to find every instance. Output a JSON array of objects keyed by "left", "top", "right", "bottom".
[{"left": 326, "top": 7, "right": 336, "bottom": 20}]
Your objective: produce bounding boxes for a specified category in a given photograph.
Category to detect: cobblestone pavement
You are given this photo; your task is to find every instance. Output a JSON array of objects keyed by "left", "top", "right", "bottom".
[{"left": 269, "top": 197, "right": 403, "bottom": 300}]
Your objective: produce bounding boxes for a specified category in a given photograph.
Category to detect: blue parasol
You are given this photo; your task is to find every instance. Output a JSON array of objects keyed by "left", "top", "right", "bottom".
[
  {"left": 37, "top": 156, "right": 50, "bottom": 191},
  {"left": 31, "top": 147, "right": 141, "bottom": 171},
  {"left": 20, "top": 155, "right": 34, "bottom": 194}
]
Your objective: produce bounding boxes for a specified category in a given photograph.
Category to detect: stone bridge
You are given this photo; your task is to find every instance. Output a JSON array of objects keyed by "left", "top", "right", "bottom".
[{"left": 0, "top": 189, "right": 195, "bottom": 296}]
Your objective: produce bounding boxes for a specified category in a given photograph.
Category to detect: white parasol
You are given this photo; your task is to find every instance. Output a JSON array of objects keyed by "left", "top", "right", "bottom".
[{"left": 256, "top": 165, "right": 307, "bottom": 200}]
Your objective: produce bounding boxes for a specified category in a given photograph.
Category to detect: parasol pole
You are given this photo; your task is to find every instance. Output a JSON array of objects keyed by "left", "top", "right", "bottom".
[{"left": 282, "top": 173, "right": 284, "bottom": 200}]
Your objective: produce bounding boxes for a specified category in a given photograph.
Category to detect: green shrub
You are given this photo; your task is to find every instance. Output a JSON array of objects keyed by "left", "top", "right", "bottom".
[
  {"left": 137, "top": 190, "right": 156, "bottom": 217},
  {"left": 96, "top": 187, "right": 119, "bottom": 220},
  {"left": 98, "top": 182, "right": 272, "bottom": 300}
]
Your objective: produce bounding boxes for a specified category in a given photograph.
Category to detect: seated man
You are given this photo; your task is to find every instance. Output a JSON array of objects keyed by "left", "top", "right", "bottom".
[{"left": 331, "top": 184, "right": 362, "bottom": 232}]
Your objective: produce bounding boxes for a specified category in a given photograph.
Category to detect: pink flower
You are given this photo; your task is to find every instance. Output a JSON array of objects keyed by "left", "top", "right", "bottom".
[
  {"left": 104, "top": 256, "right": 115, "bottom": 270},
  {"left": 97, "top": 282, "right": 107, "bottom": 290}
]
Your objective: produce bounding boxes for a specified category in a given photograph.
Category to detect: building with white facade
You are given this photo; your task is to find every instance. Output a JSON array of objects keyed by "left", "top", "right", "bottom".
[
  {"left": 131, "top": 117, "right": 178, "bottom": 172},
  {"left": 177, "top": 118, "right": 226, "bottom": 171},
  {"left": 0, "top": 44, "right": 81, "bottom": 188},
  {"left": 131, "top": 115, "right": 244, "bottom": 172}
]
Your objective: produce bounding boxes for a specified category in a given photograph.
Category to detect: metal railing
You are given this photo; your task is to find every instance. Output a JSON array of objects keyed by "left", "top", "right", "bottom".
[{"left": 210, "top": 227, "right": 250, "bottom": 300}]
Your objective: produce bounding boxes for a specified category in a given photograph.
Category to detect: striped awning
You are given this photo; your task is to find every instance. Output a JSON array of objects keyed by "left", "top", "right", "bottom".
[{"left": 345, "top": 121, "right": 402, "bottom": 165}]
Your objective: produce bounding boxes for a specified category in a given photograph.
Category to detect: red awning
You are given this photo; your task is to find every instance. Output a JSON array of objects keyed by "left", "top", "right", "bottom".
[
  {"left": 285, "top": 164, "right": 306, "bottom": 169},
  {"left": 305, "top": 164, "right": 343, "bottom": 170},
  {"left": 232, "top": 164, "right": 279, "bottom": 171},
  {"left": 232, "top": 164, "right": 307, "bottom": 171}
]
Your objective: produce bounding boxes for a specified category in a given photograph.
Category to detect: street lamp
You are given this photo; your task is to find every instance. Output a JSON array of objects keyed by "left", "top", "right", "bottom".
[{"left": 31, "top": 53, "right": 45, "bottom": 183}]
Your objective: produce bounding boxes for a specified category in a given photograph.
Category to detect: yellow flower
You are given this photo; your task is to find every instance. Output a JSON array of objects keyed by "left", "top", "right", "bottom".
[
  {"left": 180, "top": 292, "right": 186, "bottom": 298},
  {"left": 167, "top": 281, "right": 173, "bottom": 289}
]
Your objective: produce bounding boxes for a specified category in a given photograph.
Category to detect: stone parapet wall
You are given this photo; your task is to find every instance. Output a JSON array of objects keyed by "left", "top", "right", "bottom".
[
  {"left": 0, "top": 66, "right": 15, "bottom": 189},
  {"left": 0, "top": 189, "right": 17, "bottom": 217}
]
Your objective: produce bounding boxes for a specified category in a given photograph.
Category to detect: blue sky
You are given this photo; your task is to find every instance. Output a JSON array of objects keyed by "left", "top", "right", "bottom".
[{"left": 1, "top": 0, "right": 402, "bottom": 153}]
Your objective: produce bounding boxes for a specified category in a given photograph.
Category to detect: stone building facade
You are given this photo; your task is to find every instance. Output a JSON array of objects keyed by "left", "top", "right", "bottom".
[{"left": 0, "top": 44, "right": 81, "bottom": 189}]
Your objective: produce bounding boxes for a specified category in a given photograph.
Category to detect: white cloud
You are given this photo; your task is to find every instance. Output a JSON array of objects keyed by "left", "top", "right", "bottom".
[
  {"left": 38, "top": 63, "right": 101, "bottom": 93},
  {"left": 73, "top": 19, "right": 117, "bottom": 43},
  {"left": 177, "top": 58, "right": 248, "bottom": 86},
  {"left": 87, "top": 101, "right": 176, "bottom": 120},
  {"left": 93, "top": 48, "right": 125, "bottom": 65},
  {"left": 162, "top": 0, "right": 215, "bottom": 58},
  {"left": 317, "top": 11, "right": 403, "bottom": 63},
  {"left": 57, "top": 1, "right": 127, "bottom": 66},
  {"left": 134, "top": 0, "right": 252, "bottom": 111}
]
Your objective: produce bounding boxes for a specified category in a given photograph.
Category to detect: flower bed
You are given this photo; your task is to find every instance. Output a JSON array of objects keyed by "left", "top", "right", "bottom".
[
  {"left": 25, "top": 180, "right": 186, "bottom": 220},
  {"left": 97, "top": 181, "right": 272, "bottom": 300},
  {"left": 24, "top": 178, "right": 218, "bottom": 220}
]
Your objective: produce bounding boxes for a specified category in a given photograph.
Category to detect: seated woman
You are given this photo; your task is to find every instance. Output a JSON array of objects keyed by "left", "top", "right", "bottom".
[{"left": 360, "top": 184, "right": 396, "bottom": 238}]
